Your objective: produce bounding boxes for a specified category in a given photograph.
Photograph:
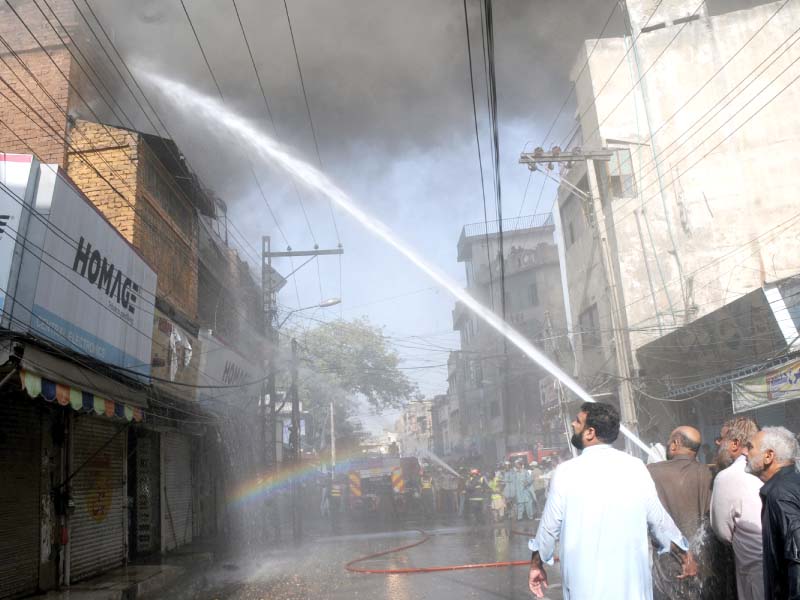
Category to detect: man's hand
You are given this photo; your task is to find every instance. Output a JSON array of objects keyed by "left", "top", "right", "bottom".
[
  {"left": 529, "top": 552, "right": 548, "bottom": 598},
  {"left": 677, "top": 550, "right": 698, "bottom": 580}
]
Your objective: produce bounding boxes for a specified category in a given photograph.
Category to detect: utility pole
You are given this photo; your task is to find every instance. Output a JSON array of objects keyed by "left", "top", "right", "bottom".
[
  {"left": 330, "top": 399, "right": 335, "bottom": 478},
  {"left": 262, "top": 239, "right": 343, "bottom": 467},
  {"left": 519, "top": 147, "right": 640, "bottom": 455},
  {"left": 289, "top": 337, "right": 301, "bottom": 541}
]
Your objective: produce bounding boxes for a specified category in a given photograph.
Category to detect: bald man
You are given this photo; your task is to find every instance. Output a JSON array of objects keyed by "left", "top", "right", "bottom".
[{"left": 647, "top": 427, "right": 714, "bottom": 600}]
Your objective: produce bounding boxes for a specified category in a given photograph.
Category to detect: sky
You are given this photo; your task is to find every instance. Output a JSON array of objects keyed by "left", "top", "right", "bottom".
[{"left": 59, "top": 0, "right": 768, "bottom": 432}]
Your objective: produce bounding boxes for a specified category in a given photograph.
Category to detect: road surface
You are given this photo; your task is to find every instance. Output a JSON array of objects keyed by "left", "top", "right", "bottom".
[{"left": 155, "top": 519, "right": 562, "bottom": 600}]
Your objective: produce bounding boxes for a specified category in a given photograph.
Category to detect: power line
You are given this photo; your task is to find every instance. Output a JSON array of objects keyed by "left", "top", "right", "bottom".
[
  {"left": 0, "top": 7, "right": 260, "bottom": 274},
  {"left": 537, "top": 0, "right": 620, "bottom": 147},
  {"left": 178, "top": 0, "right": 225, "bottom": 101},
  {"left": 612, "top": 25, "right": 800, "bottom": 221},
  {"left": 462, "top": 0, "right": 496, "bottom": 309},
  {"left": 557, "top": 0, "right": 667, "bottom": 149},
  {"left": 281, "top": 0, "right": 341, "bottom": 247},
  {"left": 580, "top": 0, "right": 716, "bottom": 148},
  {"left": 480, "top": 0, "right": 506, "bottom": 321}
]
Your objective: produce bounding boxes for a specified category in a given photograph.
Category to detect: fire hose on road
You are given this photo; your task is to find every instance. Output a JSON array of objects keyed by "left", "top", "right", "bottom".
[{"left": 345, "top": 528, "right": 555, "bottom": 575}]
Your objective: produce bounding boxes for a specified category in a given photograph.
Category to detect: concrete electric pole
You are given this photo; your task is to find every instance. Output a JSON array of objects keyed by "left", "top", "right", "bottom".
[{"left": 519, "top": 147, "right": 641, "bottom": 454}]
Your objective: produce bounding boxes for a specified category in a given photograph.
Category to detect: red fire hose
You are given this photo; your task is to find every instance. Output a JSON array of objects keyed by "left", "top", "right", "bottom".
[{"left": 345, "top": 527, "right": 552, "bottom": 575}]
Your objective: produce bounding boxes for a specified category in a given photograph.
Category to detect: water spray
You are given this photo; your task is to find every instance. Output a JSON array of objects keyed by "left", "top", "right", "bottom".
[
  {"left": 416, "top": 448, "right": 462, "bottom": 478},
  {"left": 142, "top": 72, "right": 654, "bottom": 459}
]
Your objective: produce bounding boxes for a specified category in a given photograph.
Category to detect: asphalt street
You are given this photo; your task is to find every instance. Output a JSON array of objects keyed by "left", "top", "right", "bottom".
[{"left": 154, "top": 520, "right": 563, "bottom": 600}]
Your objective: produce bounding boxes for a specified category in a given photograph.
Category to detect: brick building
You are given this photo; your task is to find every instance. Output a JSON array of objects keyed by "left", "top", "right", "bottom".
[{"left": 0, "top": 3, "right": 270, "bottom": 594}]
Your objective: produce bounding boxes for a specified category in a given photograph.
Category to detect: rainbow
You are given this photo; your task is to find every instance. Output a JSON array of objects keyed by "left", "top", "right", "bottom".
[{"left": 227, "top": 448, "right": 376, "bottom": 507}]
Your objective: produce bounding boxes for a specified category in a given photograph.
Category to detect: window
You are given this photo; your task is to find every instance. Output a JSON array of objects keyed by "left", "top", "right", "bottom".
[
  {"left": 579, "top": 303, "right": 601, "bottom": 349},
  {"left": 139, "top": 146, "right": 194, "bottom": 238},
  {"left": 490, "top": 401, "right": 500, "bottom": 418},
  {"left": 568, "top": 221, "right": 576, "bottom": 247},
  {"left": 528, "top": 280, "right": 539, "bottom": 306},
  {"left": 609, "top": 149, "right": 636, "bottom": 198}
]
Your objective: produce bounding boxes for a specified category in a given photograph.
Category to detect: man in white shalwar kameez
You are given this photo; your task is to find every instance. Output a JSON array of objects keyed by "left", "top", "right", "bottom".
[{"left": 528, "top": 402, "right": 693, "bottom": 599}]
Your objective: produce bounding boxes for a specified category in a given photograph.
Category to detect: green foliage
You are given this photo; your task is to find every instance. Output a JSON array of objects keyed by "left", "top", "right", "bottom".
[{"left": 299, "top": 317, "right": 417, "bottom": 410}]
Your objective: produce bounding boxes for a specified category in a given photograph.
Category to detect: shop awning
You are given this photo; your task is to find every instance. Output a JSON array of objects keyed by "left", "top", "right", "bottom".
[{"left": 15, "top": 343, "right": 146, "bottom": 421}]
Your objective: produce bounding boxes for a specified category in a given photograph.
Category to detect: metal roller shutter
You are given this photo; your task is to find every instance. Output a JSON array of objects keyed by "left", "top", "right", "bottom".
[
  {"left": 70, "top": 417, "right": 126, "bottom": 583},
  {"left": 0, "top": 398, "right": 40, "bottom": 599},
  {"left": 162, "top": 432, "right": 192, "bottom": 551}
]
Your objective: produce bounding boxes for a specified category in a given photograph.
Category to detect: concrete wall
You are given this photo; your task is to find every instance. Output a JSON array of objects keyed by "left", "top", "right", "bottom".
[
  {"left": 556, "top": 163, "right": 619, "bottom": 390},
  {"left": 564, "top": 0, "right": 800, "bottom": 390}
]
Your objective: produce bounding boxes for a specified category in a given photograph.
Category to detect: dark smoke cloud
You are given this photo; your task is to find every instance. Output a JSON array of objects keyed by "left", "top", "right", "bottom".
[{"left": 9, "top": 0, "right": 774, "bottom": 397}]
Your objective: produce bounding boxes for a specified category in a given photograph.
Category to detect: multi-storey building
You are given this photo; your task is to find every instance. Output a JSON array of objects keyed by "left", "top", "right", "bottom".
[
  {"left": 0, "top": 3, "right": 271, "bottom": 594},
  {"left": 396, "top": 399, "right": 433, "bottom": 458},
  {"left": 550, "top": 0, "right": 800, "bottom": 443},
  {"left": 450, "top": 214, "right": 569, "bottom": 463}
]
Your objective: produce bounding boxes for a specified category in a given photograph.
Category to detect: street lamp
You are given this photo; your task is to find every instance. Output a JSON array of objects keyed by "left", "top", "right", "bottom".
[{"left": 278, "top": 298, "right": 341, "bottom": 329}]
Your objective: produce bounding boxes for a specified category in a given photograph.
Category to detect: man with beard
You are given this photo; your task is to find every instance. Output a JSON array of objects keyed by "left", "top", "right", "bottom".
[
  {"left": 527, "top": 402, "right": 693, "bottom": 599},
  {"left": 746, "top": 426, "right": 800, "bottom": 600},
  {"left": 710, "top": 416, "right": 763, "bottom": 599},
  {"left": 647, "top": 426, "right": 713, "bottom": 600}
]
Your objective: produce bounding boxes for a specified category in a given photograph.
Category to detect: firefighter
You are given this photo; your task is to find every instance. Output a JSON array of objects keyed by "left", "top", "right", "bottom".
[
  {"left": 465, "top": 468, "right": 489, "bottom": 525},
  {"left": 489, "top": 471, "right": 505, "bottom": 521},
  {"left": 419, "top": 468, "right": 436, "bottom": 518}
]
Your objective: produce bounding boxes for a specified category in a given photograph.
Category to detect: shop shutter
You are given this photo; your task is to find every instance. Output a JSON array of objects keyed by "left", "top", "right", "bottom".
[
  {"left": 70, "top": 417, "right": 126, "bottom": 583},
  {"left": 162, "top": 432, "right": 192, "bottom": 551},
  {"left": 133, "top": 431, "right": 160, "bottom": 556},
  {"left": 0, "top": 398, "right": 40, "bottom": 599}
]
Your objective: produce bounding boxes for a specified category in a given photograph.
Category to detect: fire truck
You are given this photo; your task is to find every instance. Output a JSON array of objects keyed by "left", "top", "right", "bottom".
[
  {"left": 506, "top": 442, "right": 562, "bottom": 467},
  {"left": 345, "top": 456, "right": 421, "bottom": 516}
]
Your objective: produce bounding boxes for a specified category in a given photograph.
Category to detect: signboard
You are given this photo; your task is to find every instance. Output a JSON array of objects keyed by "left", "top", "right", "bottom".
[
  {"left": 6, "top": 159, "right": 156, "bottom": 376},
  {"left": 0, "top": 154, "right": 33, "bottom": 314},
  {"left": 195, "top": 329, "right": 262, "bottom": 406},
  {"left": 732, "top": 359, "right": 800, "bottom": 413},
  {"left": 26, "top": 166, "right": 156, "bottom": 375}
]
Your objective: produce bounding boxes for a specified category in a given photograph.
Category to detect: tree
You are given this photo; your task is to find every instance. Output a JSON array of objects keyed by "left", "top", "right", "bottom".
[{"left": 299, "top": 317, "right": 417, "bottom": 410}]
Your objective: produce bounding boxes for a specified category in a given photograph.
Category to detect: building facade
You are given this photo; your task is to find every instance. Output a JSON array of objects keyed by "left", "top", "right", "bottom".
[
  {"left": 0, "top": 4, "right": 272, "bottom": 594},
  {"left": 450, "top": 215, "right": 569, "bottom": 464},
  {"left": 396, "top": 399, "right": 433, "bottom": 458},
  {"left": 551, "top": 0, "right": 800, "bottom": 443}
]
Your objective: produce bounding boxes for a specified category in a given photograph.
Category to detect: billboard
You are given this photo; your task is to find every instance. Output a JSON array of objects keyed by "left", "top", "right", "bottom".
[
  {"left": 732, "top": 359, "right": 800, "bottom": 413},
  {"left": 8, "top": 159, "right": 157, "bottom": 376},
  {"left": 195, "top": 329, "right": 263, "bottom": 407},
  {"left": 0, "top": 154, "right": 34, "bottom": 314}
]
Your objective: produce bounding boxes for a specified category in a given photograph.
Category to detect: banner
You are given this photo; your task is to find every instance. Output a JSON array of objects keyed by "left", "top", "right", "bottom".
[{"left": 732, "top": 359, "right": 800, "bottom": 413}]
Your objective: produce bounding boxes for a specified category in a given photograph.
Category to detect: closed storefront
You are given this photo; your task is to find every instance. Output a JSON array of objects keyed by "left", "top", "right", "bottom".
[
  {"left": 69, "top": 416, "right": 126, "bottom": 583},
  {"left": 128, "top": 428, "right": 160, "bottom": 557},
  {"left": 162, "top": 431, "right": 192, "bottom": 551},
  {"left": 192, "top": 433, "right": 218, "bottom": 540},
  {"left": 0, "top": 395, "right": 40, "bottom": 599}
]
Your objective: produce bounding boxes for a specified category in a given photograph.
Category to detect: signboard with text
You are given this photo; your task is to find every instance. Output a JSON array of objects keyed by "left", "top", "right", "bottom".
[
  {"left": 5, "top": 158, "right": 156, "bottom": 376},
  {"left": 732, "top": 359, "right": 800, "bottom": 413}
]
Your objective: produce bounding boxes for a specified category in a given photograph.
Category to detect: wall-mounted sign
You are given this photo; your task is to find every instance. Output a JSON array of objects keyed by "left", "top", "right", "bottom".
[
  {"left": 6, "top": 158, "right": 157, "bottom": 376},
  {"left": 0, "top": 154, "right": 33, "bottom": 314},
  {"left": 732, "top": 359, "right": 800, "bottom": 413}
]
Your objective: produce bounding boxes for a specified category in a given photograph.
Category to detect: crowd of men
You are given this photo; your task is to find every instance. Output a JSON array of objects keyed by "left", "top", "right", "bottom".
[{"left": 527, "top": 402, "right": 800, "bottom": 600}]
